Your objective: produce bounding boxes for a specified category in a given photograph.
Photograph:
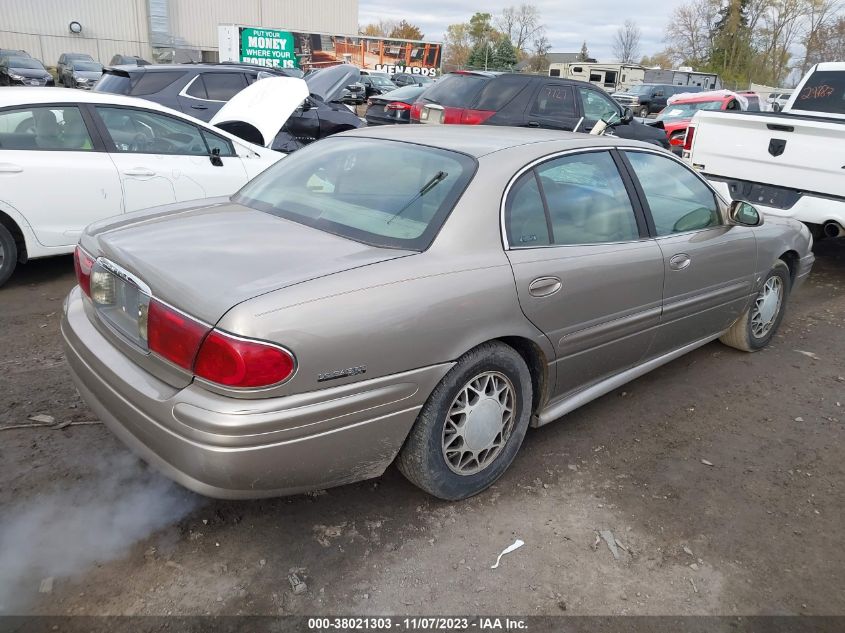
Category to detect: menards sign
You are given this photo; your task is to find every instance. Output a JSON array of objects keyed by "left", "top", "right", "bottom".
[{"left": 218, "top": 24, "right": 442, "bottom": 75}]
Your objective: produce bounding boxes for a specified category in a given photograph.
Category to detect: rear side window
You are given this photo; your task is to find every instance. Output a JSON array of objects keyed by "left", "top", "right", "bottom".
[
  {"left": 185, "top": 75, "right": 207, "bottom": 99},
  {"left": 95, "top": 72, "right": 131, "bottom": 95},
  {"left": 475, "top": 75, "right": 530, "bottom": 110},
  {"left": 793, "top": 70, "right": 845, "bottom": 115},
  {"left": 505, "top": 171, "right": 550, "bottom": 247},
  {"left": 129, "top": 71, "right": 186, "bottom": 96},
  {"left": 0, "top": 106, "right": 94, "bottom": 151},
  {"left": 234, "top": 137, "right": 476, "bottom": 251},
  {"left": 201, "top": 72, "right": 247, "bottom": 100},
  {"left": 422, "top": 74, "right": 487, "bottom": 107},
  {"left": 531, "top": 84, "right": 576, "bottom": 118}
]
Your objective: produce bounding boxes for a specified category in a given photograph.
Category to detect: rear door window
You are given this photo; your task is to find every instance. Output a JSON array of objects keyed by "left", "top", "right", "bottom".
[
  {"left": 793, "top": 70, "right": 845, "bottom": 115},
  {"left": 421, "top": 74, "right": 487, "bottom": 107},
  {"left": 531, "top": 84, "right": 576, "bottom": 118},
  {"left": 0, "top": 106, "right": 94, "bottom": 151},
  {"left": 201, "top": 72, "right": 247, "bottom": 101},
  {"left": 185, "top": 75, "right": 207, "bottom": 99},
  {"left": 475, "top": 75, "right": 530, "bottom": 110}
]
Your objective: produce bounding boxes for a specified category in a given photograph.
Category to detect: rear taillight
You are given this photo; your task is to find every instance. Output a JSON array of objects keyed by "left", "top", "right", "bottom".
[
  {"left": 410, "top": 101, "right": 422, "bottom": 121},
  {"left": 74, "top": 245, "right": 94, "bottom": 297},
  {"left": 459, "top": 109, "right": 495, "bottom": 125},
  {"left": 669, "top": 130, "right": 686, "bottom": 147},
  {"left": 147, "top": 299, "right": 210, "bottom": 370},
  {"left": 194, "top": 330, "right": 295, "bottom": 388},
  {"left": 386, "top": 101, "right": 411, "bottom": 111},
  {"left": 683, "top": 126, "right": 695, "bottom": 151}
]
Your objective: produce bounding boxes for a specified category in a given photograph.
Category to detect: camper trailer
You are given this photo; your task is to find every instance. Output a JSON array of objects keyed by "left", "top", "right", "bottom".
[
  {"left": 643, "top": 67, "right": 721, "bottom": 89},
  {"left": 549, "top": 62, "right": 645, "bottom": 93}
]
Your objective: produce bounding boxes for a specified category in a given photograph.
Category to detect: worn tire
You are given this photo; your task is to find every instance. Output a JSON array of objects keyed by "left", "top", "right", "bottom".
[
  {"left": 0, "top": 223, "right": 18, "bottom": 288},
  {"left": 720, "top": 260, "right": 791, "bottom": 352},
  {"left": 396, "top": 342, "right": 532, "bottom": 501}
]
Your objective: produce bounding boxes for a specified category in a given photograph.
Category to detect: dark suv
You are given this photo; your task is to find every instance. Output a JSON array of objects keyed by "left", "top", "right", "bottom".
[
  {"left": 94, "top": 63, "right": 295, "bottom": 121},
  {"left": 411, "top": 72, "right": 670, "bottom": 149},
  {"left": 611, "top": 84, "right": 703, "bottom": 117}
]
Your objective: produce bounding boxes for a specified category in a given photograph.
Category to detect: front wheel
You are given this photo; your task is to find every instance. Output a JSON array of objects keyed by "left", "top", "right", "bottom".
[
  {"left": 638, "top": 105, "right": 649, "bottom": 117},
  {"left": 0, "top": 223, "right": 19, "bottom": 287},
  {"left": 397, "top": 342, "right": 532, "bottom": 500},
  {"left": 720, "top": 260, "right": 791, "bottom": 352}
]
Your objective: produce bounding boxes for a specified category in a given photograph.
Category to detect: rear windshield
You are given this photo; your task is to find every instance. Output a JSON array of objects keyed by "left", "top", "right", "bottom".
[
  {"left": 95, "top": 72, "right": 131, "bottom": 94},
  {"left": 657, "top": 100, "right": 724, "bottom": 120},
  {"left": 421, "top": 74, "right": 487, "bottom": 107},
  {"left": 234, "top": 137, "right": 476, "bottom": 251},
  {"left": 793, "top": 70, "right": 845, "bottom": 115},
  {"left": 96, "top": 70, "right": 185, "bottom": 96},
  {"left": 380, "top": 85, "right": 425, "bottom": 101}
]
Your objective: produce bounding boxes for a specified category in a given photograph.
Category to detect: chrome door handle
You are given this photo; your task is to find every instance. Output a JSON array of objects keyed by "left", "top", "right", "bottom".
[
  {"left": 669, "top": 253, "right": 691, "bottom": 270},
  {"left": 528, "top": 276, "right": 562, "bottom": 297},
  {"left": 0, "top": 163, "right": 23, "bottom": 173},
  {"left": 527, "top": 121, "right": 541, "bottom": 128},
  {"left": 121, "top": 168, "right": 155, "bottom": 177}
]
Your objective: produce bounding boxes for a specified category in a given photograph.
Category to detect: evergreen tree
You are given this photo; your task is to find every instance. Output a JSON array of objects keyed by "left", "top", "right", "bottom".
[
  {"left": 467, "top": 43, "right": 490, "bottom": 69},
  {"left": 492, "top": 37, "right": 518, "bottom": 70},
  {"left": 578, "top": 41, "right": 591, "bottom": 62}
]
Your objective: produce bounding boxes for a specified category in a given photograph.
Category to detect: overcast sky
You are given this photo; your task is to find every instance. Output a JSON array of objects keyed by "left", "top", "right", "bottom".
[{"left": 358, "top": 0, "right": 688, "bottom": 61}]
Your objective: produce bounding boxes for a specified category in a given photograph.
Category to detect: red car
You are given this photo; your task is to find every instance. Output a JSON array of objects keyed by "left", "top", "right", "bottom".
[{"left": 654, "top": 90, "right": 761, "bottom": 152}]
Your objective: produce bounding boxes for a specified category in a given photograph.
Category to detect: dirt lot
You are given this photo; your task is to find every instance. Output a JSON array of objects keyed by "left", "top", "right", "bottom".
[{"left": 1, "top": 242, "right": 843, "bottom": 616}]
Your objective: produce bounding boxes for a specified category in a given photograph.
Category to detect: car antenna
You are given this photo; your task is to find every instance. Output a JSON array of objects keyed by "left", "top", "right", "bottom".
[{"left": 386, "top": 171, "right": 448, "bottom": 225}]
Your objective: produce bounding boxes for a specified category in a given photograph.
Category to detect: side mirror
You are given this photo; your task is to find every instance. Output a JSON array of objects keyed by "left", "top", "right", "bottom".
[
  {"left": 729, "top": 200, "right": 763, "bottom": 226},
  {"left": 772, "top": 102, "right": 782, "bottom": 112},
  {"left": 209, "top": 147, "right": 223, "bottom": 167},
  {"left": 301, "top": 98, "right": 313, "bottom": 111},
  {"left": 621, "top": 107, "right": 634, "bottom": 123}
]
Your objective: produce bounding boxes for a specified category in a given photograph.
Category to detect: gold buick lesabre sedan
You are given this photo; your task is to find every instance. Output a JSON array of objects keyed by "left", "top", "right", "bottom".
[{"left": 62, "top": 126, "right": 814, "bottom": 500}]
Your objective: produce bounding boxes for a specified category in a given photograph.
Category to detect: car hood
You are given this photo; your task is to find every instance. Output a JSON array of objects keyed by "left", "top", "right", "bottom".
[
  {"left": 73, "top": 71, "right": 102, "bottom": 80},
  {"left": 210, "top": 76, "right": 309, "bottom": 148},
  {"left": 82, "top": 198, "right": 411, "bottom": 324},
  {"left": 305, "top": 64, "right": 361, "bottom": 103}
]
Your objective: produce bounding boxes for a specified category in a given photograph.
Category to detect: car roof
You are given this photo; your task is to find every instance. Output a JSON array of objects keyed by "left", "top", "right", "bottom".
[
  {"left": 339, "top": 124, "right": 656, "bottom": 158},
  {"left": 107, "top": 63, "right": 287, "bottom": 74},
  {"left": 0, "top": 86, "right": 188, "bottom": 111}
]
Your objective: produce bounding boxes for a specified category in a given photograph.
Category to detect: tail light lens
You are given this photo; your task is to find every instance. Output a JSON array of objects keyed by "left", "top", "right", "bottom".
[
  {"left": 684, "top": 126, "right": 695, "bottom": 151},
  {"left": 74, "top": 246, "right": 94, "bottom": 297},
  {"left": 194, "top": 331, "right": 295, "bottom": 388},
  {"left": 147, "top": 299, "right": 210, "bottom": 370},
  {"left": 669, "top": 130, "right": 686, "bottom": 147},
  {"left": 386, "top": 101, "right": 411, "bottom": 111},
  {"left": 458, "top": 109, "right": 495, "bottom": 125},
  {"left": 410, "top": 101, "right": 422, "bottom": 121}
]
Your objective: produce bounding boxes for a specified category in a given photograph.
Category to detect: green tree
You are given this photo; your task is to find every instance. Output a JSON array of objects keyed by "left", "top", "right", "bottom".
[
  {"left": 467, "top": 42, "right": 492, "bottom": 69},
  {"left": 389, "top": 20, "right": 424, "bottom": 40},
  {"left": 492, "top": 37, "right": 518, "bottom": 69},
  {"left": 578, "top": 41, "right": 591, "bottom": 61},
  {"left": 469, "top": 12, "right": 495, "bottom": 46},
  {"left": 443, "top": 23, "right": 473, "bottom": 70}
]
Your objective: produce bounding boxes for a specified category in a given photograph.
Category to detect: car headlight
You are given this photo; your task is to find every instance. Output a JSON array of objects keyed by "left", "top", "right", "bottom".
[
  {"left": 9, "top": 73, "right": 24, "bottom": 80},
  {"left": 76, "top": 77, "right": 89, "bottom": 83}
]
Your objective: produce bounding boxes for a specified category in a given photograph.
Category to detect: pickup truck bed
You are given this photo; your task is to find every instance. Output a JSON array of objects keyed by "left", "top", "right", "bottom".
[{"left": 685, "top": 109, "right": 845, "bottom": 237}]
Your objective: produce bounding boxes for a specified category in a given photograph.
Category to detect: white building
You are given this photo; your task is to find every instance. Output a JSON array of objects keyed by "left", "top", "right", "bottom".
[{"left": 0, "top": 0, "right": 358, "bottom": 66}]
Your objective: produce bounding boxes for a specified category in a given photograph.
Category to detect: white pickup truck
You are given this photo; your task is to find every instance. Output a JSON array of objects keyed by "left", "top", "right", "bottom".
[{"left": 683, "top": 62, "right": 844, "bottom": 240}]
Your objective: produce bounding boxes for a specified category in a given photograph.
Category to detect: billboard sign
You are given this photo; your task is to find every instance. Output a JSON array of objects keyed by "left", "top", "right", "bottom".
[{"left": 219, "top": 25, "right": 442, "bottom": 76}]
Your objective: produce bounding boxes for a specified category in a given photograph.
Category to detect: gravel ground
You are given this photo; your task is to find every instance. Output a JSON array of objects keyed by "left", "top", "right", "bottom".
[{"left": 0, "top": 241, "right": 843, "bottom": 616}]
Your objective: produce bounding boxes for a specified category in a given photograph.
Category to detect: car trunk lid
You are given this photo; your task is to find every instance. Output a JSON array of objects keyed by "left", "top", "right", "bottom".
[{"left": 84, "top": 200, "right": 412, "bottom": 325}]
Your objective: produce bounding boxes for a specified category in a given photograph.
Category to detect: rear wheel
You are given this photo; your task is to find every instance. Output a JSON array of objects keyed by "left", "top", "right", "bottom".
[
  {"left": 638, "top": 105, "right": 649, "bottom": 117},
  {"left": 397, "top": 342, "right": 532, "bottom": 500},
  {"left": 0, "top": 223, "right": 18, "bottom": 288},
  {"left": 720, "top": 260, "right": 790, "bottom": 352}
]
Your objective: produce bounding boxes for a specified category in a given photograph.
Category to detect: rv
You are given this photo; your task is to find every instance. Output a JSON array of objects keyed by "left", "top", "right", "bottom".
[
  {"left": 642, "top": 67, "right": 721, "bottom": 90},
  {"left": 548, "top": 62, "right": 645, "bottom": 93}
]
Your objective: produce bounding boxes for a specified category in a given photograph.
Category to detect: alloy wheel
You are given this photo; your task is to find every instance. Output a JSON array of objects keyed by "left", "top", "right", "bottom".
[{"left": 441, "top": 371, "right": 515, "bottom": 475}]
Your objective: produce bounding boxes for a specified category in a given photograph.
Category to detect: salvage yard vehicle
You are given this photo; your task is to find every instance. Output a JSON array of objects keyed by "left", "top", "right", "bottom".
[
  {"left": 63, "top": 60, "right": 103, "bottom": 90},
  {"left": 62, "top": 126, "right": 814, "bottom": 501},
  {"left": 57, "top": 52, "right": 94, "bottom": 87},
  {"left": 365, "top": 84, "right": 427, "bottom": 125},
  {"left": 0, "top": 84, "right": 298, "bottom": 286},
  {"left": 0, "top": 56, "right": 54, "bottom": 87},
  {"left": 653, "top": 90, "right": 756, "bottom": 153},
  {"left": 612, "top": 84, "right": 703, "bottom": 117},
  {"left": 412, "top": 71, "right": 671, "bottom": 150},
  {"left": 96, "top": 63, "right": 364, "bottom": 152},
  {"left": 684, "top": 62, "right": 845, "bottom": 240}
]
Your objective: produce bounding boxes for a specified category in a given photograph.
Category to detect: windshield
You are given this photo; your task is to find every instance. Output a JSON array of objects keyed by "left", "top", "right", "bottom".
[
  {"left": 371, "top": 75, "right": 396, "bottom": 87},
  {"left": 9, "top": 58, "right": 44, "bottom": 70},
  {"left": 234, "top": 137, "right": 476, "bottom": 251},
  {"left": 793, "top": 70, "right": 845, "bottom": 115},
  {"left": 626, "top": 85, "right": 653, "bottom": 94},
  {"left": 657, "top": 100, "right": 724, "bottom": 120},
  {"left": 73, "top": 61, "right": 102, "bottom": 72}
]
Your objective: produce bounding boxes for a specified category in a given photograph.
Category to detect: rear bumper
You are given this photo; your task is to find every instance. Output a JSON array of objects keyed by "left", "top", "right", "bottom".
[{"left": 61, "top": 287, "right": 451, "bottom": 499}]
